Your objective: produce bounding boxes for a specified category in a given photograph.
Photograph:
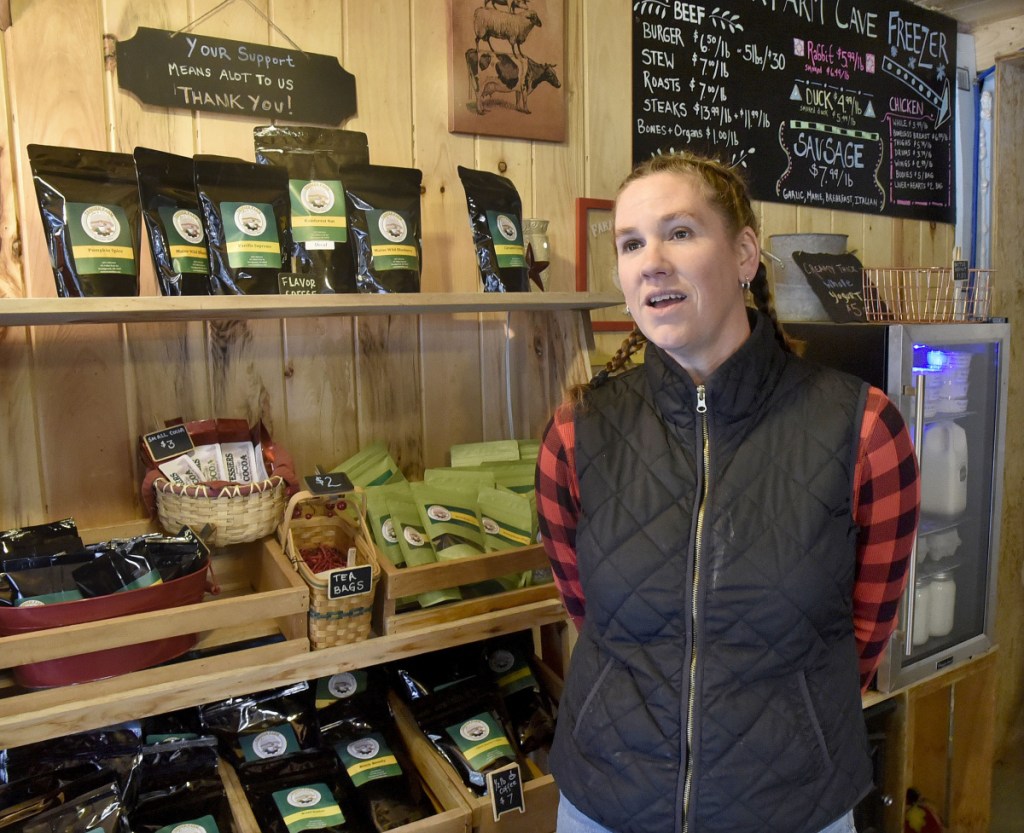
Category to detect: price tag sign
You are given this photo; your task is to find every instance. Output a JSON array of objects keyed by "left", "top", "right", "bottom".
[
  {"left": 304, "top": 472, "right": 354, "bottom": 495},
  {"left": 279, "top": 273, "right": 329, "bottom": 295},
  {"left": 327, "top": 564, "right": 373, "bottom": 600},
  {"left": 143, "top": 425, "right": 194, "bottom": 463},
  {"left": 486, "top": 763, "right": 525, "bottom": 822}
]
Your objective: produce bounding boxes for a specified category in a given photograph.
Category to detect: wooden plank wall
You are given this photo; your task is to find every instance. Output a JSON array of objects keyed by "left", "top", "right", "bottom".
[{"left": 0, "top": 0, "right": 948, "bottom": 529}]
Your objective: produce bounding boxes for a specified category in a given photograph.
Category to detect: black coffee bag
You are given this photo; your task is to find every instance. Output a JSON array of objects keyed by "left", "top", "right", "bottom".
[
  {"left": 27, "top": 144, "right": 141, "bottom": 297},
  {"left": 457, "top": 166, "right": 528, "bottom": 292},
  {"left": 133, "top": 147, "right": 213, "bottom": 296},
  {"left": 254, "top": 125, "right": 370, "bottom": 293},
  {"left": 342, "top": 165, "right": 422, "bottom": 294},
  {"left": 193, "top": 155, "right": 289, "bottom": 294}
]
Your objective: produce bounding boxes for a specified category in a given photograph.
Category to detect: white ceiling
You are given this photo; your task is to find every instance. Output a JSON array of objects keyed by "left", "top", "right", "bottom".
[{"left": 917, "top": 0, "right": 1024, "bottom": 29}]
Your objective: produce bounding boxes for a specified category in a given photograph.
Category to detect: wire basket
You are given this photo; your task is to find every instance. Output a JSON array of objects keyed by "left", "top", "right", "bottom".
[
  {"left": 280, "top": 490, "right": 380, "bottom": 649},
  {"left": 862, "top": 267, "right": 993, "bottom": 323}
]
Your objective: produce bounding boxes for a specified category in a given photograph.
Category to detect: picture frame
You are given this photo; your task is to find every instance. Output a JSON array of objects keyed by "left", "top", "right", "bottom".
[
  {"left": 575, "top": 198, "right": 632, "bottom": 332},
  {"left": 446, "top": 0, "right": 566, "bottom": 142}
]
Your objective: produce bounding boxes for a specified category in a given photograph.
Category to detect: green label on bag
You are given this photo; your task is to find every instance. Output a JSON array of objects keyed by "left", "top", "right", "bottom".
[
  {"left": 155, "top": 814, "right": 221, "bottom": 833},
  {"left": 289, "top": 179, "right": 346, "bottom": 247},
  {"left": 481, "top": 516, "right": 533, "bottom": 548},
  {"left": 272, "top": 784, "right": 344, "bottom": 832},
  {"left": 486, "top": 211, "right": 525, "bottom": 268},
  {"left": 335, "top": 733, "right": 402, "bottom": 787},
  {"left": 157, "top": 207, "right": 209, "bottom": 274},
  {"left": 221, "top": 201, "right": 281, "bottom": 268},
  {"left": 121, "top": 569, "right": 163, "bottom": 592},
  {"left": 240, "top": 723, "right": 300, "bottom": 761},
  {"left": 487, "top": 648, "right": 538, "bottom": 697},
  {"left": 366, "top": 209, "right": 418, "bottom": 271},
  {"left": 446, "top": 712, "right": 514, "bottom": 769},
  {"left": 67, "top": 202, "right": 136, "bottom": 276},
  {"left": 16, "top": 589, "right": 84, "bottom": 606},
  {"left": 315, "top": 670, "right": 367, "bottom": 708}
]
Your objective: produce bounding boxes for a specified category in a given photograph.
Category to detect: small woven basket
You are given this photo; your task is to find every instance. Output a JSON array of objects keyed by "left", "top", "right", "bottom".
[
  {"left": 280, "top": 490, "right": 380, "bottom": 649},
  {"left": 154, "top": 476, "right": 288, "bottom": 547}
]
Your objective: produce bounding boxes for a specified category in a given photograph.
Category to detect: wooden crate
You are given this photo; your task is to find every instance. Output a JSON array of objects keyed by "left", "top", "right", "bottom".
[
  {"left": 389, "top": 661, "right": 563, "bottom": 833},
  {"left": 219, "top": 741, "right": 470, "bottom": 833},
  {"left": 374, "top": 544, "right": 559, "bottom": 635},
  {"left": 0, "top": 520, "right": 309, "bottom": 728}
]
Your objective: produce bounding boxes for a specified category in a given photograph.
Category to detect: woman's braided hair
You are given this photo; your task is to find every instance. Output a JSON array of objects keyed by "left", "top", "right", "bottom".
[{"left": 568, "top": 152, "right": 790, "bottom": 409}]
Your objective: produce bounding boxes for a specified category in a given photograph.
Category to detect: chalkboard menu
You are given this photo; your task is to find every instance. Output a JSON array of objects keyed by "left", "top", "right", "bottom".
[{"left": 632, "top": 0, "right": 956, "bottom": 223}]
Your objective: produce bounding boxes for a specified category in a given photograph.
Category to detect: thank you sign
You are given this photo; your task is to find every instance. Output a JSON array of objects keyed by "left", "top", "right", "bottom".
[{"left": 116, "top": 27, "right": 357, "bottom": 125}]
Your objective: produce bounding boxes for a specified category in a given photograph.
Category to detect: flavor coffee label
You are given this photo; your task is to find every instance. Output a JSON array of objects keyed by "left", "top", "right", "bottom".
[
  {"left": 240, "top": 723, "right": 300, "bottom": 761},
  {"left": 221, "top": 201, "right": 281, "bottom": 269},
  {"left": 486, "top": 211, "right": 525, "bottom": 268},
  {"left": 446, "top": 712, "right": 515, "bottom": 770},
  {"left": 67, "top": 202, "right": 136, "bottom": 276},
  {"left": 487, "top": 648, "right": 538, "bottom": 697},
  {"left": 272, "top": 784, "right": 344, "bottom": 833},
  {"left": 157, "top": 207, "right": 209, "bottom": 274},
  {"left": 366, "top": 209, "right": 419, "bottom": 271},
  {"left": 335, "top": 732, "right": 402, "bottom": 787},
  {"left": 154, "top": 815, "right": 221, "bottom": 833},
  {"left": 315, "top": 670, "right": 367, "bottom": 708},
  {"left": 289, "top": 178, "right": 346, "bottom": 248}
]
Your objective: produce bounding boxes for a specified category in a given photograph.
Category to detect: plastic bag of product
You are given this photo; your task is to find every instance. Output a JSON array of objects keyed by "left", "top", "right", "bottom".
[{"left": 457, "top": 166, "right": 528, "bottom": 292}]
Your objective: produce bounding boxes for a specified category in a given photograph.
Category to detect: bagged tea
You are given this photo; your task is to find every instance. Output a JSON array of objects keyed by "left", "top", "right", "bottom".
[
  {"left": 385, "top": 487, "right": 461, "bottom": 609},
  {"left": 133, "top": 147, "right": 212, "bottom": 296},
  {"left": 193, "top": 154, "right": 289, "bottom": 294},
  {"left": 449, "top": 439, "right": 521, "bottom": 468},
  {"left": 254, "top": 125, "right": 370, "bottom": 293},
  {"left": 408, "top": 482, "right": 486, "bottom": 563},
  {"left": 27, "top": 144, "right": 141, "bottom": 297},
  {"left": 363, "top": 485, "right": 407, "bottom": 568},
  {"left": 331, "top": 443, "right": 405, "bottom": 489},
  {"left": 457, "top": 166, "right": 528, "bottom": 293},
  {"left": 342, "top": 165, "right": 422, "bottom": 294}
]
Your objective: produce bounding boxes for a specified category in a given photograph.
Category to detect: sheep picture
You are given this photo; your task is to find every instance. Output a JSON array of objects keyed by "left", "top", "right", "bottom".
[
  {"left": 483, "top": 0, "right": 530, "bottom": 11},
  {"left": 473, "top": 7, "right": 542, "bottom": 58}
]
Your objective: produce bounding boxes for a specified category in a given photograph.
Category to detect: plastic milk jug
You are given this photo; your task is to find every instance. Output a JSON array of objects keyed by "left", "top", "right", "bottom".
[{"left": 920, "top": 421, "right": 968, "bottom": 517}]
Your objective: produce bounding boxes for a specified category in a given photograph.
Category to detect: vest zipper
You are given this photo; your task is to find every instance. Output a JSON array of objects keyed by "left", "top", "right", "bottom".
[{"left": 682, "top": 383, "right": 709, "bottom": 833}]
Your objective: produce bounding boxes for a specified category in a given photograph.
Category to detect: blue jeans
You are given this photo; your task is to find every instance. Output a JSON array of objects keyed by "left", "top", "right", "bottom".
[{"left": 556, "top": 792, "right": 857, "bottom": 833}]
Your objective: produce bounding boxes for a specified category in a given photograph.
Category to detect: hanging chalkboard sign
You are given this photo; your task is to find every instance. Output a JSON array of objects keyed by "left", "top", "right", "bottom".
[
  {"left": 631, "top": 0, "right": 956, "bottom": 223},
  {"left": 791, "top": 251, "right": 869, "bottom": 323},
  {"left": 116, "top": 27, "right": 357, "bottom": 125},
  {"left": 143, "top": 424, "right": 194, "bottom": 463}
]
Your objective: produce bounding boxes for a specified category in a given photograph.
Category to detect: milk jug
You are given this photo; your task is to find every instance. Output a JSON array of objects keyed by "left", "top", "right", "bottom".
[{"left": 920, "top": 421, "right": 968, "bottom": 517}]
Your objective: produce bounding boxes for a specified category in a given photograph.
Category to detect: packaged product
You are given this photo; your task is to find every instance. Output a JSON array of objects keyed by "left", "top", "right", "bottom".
[
  {"left": 254, "top": 125, "right": 370, "bottom": 293},
  {"left": 408, "top": 482, "right": 486, "bottom": 562},
  {"left": 0, "top": 763, "right": 113, "bottom": 829},
  {"left": 457, "top": 166, "right": 528, "bottom": 292},
  {"left": 71, "top": 549, "right": 162, "bottom": 597},
  {"left": 133, "top": 147, "right": 213, "bottom": 295},
  {"left": 341, "top": 165, "right": 422, "bottom": 294},
  {"left": 193, "top": 154, "right": 290, "bottom": 294},
  {"left": 385, "top": 487, "right": 461, "bottom": 609},
  {"left": 27, "top": 144, "right": 141, "bottom": 297},
  {"left": 15, "top": 781, "right": 129, "bottom": 833},
  {"left": 331, "top": 443, "right": 405, "bottom": 489},
  {"left": 479, "top": 632, "right": 555, "bottom": 755}
]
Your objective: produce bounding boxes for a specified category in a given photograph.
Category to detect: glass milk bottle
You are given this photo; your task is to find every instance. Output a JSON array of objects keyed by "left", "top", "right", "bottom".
[
  {"left": 912, "top": 577, "right": 932, "bottom": 647},
  {"left": 928, "top": 572, "right": 957, "bottom": 638}
]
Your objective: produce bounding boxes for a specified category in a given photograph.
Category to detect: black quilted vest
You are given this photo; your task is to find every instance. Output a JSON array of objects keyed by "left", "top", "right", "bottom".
[{"left": 551, "top": 313, "right": 873, "bottom": 833}]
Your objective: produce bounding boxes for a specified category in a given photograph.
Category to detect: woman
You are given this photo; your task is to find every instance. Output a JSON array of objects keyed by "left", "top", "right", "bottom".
[{"left": 536, "top": 153, "right": 919, "bottom": 833}]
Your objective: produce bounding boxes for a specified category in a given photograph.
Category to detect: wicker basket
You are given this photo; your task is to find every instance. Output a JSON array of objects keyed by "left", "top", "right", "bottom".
[
  {"left": 280, "top": 490, "right": 380, "bottom": 649},
  {"left": 155, "top": 476, "right": 288, "bottom": 547}
]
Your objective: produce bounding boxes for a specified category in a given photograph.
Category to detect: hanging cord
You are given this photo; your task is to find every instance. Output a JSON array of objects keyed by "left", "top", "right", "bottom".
[{"left": 171, "top": 0, "right": 307, "bottom": 55}]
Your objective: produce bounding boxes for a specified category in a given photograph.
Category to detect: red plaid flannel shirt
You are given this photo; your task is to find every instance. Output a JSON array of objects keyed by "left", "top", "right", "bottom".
[{"left": 535, "top": 386, "right": 920, "bottom": 691}]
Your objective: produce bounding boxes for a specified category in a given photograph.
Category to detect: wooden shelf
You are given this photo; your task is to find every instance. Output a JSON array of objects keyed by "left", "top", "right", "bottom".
[
  {"left": 0, "top": 291, "right": 625, "bottom": 326},
  {"left": 0, "top": 597, "right": 567, "bottom": 749}
]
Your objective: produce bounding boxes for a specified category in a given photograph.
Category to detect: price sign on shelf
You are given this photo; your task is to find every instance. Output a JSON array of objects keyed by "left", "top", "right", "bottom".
[
  {"left": 486, "top": 762, "right": 525, "bottom": 822},
  {"left": 304, "top": 472, "right": 354, "bottom": 495},
  {"left": 143, "top": 424, "right": 194, "bottom": 463}
]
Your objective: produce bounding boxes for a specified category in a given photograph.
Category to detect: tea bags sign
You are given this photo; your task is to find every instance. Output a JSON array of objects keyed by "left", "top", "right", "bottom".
[{"left": 115, "top": 27, "right": 357, "bottom": 125}]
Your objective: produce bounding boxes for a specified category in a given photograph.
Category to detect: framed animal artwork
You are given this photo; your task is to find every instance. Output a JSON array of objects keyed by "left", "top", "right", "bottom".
[{"left": 446, "top": 0, "right": 566, "bottom": 142}]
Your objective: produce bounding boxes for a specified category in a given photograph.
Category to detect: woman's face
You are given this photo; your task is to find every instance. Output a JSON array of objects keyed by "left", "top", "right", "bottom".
[{"left": 614, "top": 171, "right": 760, "bottom": 383}]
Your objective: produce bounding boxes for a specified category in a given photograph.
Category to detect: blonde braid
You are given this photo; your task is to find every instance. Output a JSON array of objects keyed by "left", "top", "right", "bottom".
[
  {"left": 748, "top": 263, "right": 792, "bottom": 353},
  {"left": 567, "top": 327, "right": 648, "bottom": 410}
]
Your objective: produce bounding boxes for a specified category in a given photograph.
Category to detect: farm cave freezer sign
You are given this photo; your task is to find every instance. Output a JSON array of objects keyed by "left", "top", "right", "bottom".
[
  {"left": 631, "top": 0, "right": 957, "bottom": 223},
  {"left": 115, "top": 27, "right": 357, "bottom": 125}
]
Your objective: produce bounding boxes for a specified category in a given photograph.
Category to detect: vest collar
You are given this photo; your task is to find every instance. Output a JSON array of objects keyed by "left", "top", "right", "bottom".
[{"left": 643, "top": 309, "right": 787, "bottom": 424}]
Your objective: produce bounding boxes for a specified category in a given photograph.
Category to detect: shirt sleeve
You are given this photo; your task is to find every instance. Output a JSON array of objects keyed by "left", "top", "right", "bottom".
[
  {"left": 852, "top": 386, "right": 921, "bottom": 691},
  {"left": 535, "top": 403, "right": 585, "bottom": 630}
]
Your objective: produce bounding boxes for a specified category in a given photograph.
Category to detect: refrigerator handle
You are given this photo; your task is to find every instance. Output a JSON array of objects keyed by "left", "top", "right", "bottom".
[{"left": 902, "top": 373, "right": 926, "bottom": 656}]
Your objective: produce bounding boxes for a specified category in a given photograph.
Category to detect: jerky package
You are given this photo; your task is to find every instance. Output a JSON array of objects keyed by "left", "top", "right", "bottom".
[
  {"left": 199, "top": 682, "right": 317, "bottom": 768},
  {"left": 193, "top": 154, "right": 290, "bottom": 295},
  {"left": 457, "top": 166, "right": 528, "bottom": 292},
  {"left": 133, "top": 147, "right": 213, "bottom": 296},
  {"left": 254, "top": 125, "right": 370, "bottom": 293},
  {"left": 27, "top": 144, "right": 141, "bottom": 297},
  {"left": 342, "top": 165, "right": 422, "bottom": 294}
]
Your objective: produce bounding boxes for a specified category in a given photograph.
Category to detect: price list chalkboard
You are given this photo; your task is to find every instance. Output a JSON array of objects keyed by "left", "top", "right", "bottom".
[{"left": 632, "top": 0, "right": 956, "bottom": 223}]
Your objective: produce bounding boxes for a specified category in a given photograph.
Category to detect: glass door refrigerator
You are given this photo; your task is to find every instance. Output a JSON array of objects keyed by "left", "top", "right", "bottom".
[{"left": 786, "top": 322, "right": 1010, "bottom": 691}]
